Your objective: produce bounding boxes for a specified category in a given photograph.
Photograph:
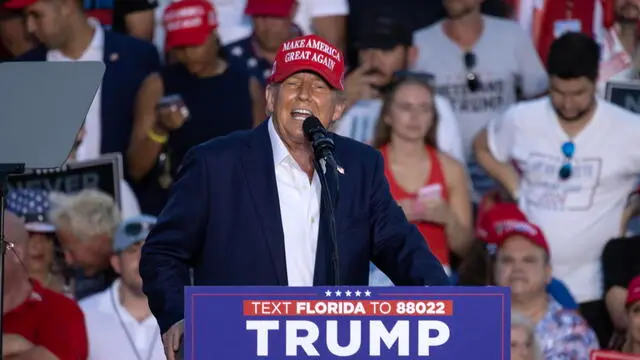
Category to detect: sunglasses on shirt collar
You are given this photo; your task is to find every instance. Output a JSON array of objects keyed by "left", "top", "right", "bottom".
[
  {"left": 559, "top": 141, "right": 576, "bottom": 180},
  {"left": 463, "top": 52, "right": 481, "bottom": 92}
]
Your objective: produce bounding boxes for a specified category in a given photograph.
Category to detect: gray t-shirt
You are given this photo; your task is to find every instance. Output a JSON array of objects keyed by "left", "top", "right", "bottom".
[{"left": 413, "top": 15, "right": 548, "bottom": 198}]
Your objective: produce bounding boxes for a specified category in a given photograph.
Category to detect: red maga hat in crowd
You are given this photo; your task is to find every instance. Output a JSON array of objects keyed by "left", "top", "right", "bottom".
[
  {"left": 3, "top": 0, "right": 38, "bottom": 8},
  {"left": 268, "top": 34, "right": 345, "bottom": 90},
  {"left": 245, "top": 0, "right": 296, "bottom": 17},
  {"left": 626, "top": 275, "right": 640, "bottom": 306},
  {"left": 163, "top": 0, "right": 218, "bottom": 51},
  {"left": 476, "top": 202, "right": 550, "bottom": 255}
]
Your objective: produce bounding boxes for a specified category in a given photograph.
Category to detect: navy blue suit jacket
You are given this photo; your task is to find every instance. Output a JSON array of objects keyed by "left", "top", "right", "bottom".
[
  {"left": 17, "top": 30, "right": 160, "bottom": 156},
  {"left": 140, "top": 120, "right": 449, "bottom": 333}
]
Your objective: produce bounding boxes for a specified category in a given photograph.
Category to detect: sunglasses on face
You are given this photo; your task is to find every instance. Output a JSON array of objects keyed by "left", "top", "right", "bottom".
[
  {"left": 463, "top": 52, "right": 481, "bottom": 92},
  {"left": 559, "top": 141, "right": 575, "bottom": 180},
  {"left": 124, "top": 222, "right": 155, "bottom": 238}
]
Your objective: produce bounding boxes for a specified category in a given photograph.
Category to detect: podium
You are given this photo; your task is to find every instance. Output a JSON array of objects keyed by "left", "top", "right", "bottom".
[{"left": 184, "top": 286, "right": 511, "bottom": 359}]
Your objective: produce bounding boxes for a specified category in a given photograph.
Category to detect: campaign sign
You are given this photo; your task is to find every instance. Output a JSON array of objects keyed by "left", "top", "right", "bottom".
[
  {"left": 185, "top": 286, "right": 510, "bottom": 359},
  {"left": 605, "top": 81, "right": 640, "bottom": 113},
  {"left": 591, "top": 350, "right": 640, "bottom": 359},
  {"left": 6, "top": 153, "right": 123, "bottom": 208}
]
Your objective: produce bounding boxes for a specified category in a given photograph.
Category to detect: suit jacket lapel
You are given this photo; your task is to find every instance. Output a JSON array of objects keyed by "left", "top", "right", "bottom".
[
  {"left": 101, "top": 32, "right": 118, "bottom": 107},
  {"left": 241, "top": 122, "right": 288, "bottom": 285}
]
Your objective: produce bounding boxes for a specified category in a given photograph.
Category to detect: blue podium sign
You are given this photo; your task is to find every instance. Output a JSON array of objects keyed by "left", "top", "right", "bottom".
[{"left": 184, "top": 286, "right": 510, "bottom": 359}]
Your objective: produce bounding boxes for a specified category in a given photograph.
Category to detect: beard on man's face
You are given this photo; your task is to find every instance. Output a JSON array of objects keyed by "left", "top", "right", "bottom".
[
  {"left": 553, "top": 99, "right": 595, "bottom": 122},
  {"left": 363, "top": 67, "right": 387, "bottom": 87},
  {"left": 363, "top": 67, "right": 385, "bottom": 78},
  {"left": 362, "top": 52, "right": 409, "bottom": 92}
]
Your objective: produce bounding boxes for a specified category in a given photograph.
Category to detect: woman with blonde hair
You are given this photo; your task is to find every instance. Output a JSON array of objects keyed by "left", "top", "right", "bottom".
[
  {"left": 372, "top": 74, "right": 472, "bottom": 274},
  {"left": 512, "top": 310, "right": 544, "bottom": 360}
]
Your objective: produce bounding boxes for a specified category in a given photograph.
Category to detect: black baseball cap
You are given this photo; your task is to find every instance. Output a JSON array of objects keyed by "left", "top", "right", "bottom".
[{"left": 354, "top": 16, "right": 413, "bottom": 50}]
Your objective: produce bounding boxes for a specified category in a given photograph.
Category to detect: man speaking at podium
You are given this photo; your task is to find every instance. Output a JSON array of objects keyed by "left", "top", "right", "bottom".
[{"left": 140, "top": 34, "right": 449, "bottom": 359}]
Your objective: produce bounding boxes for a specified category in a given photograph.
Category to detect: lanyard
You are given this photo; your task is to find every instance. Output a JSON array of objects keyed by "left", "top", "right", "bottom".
[{"left": 110, "top": 287, "right": 159, "bottom": 360}]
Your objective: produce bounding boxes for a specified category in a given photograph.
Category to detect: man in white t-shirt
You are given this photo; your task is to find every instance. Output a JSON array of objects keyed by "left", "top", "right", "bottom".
[
  {"left": 333, "top": 15, "right": 465, "bottom": 164},
  {"left": 474, "top": 32, "right": 640, "bottom": 347},
  {"left": 413, "top": 0, "right": 548, "bottom": 201}
]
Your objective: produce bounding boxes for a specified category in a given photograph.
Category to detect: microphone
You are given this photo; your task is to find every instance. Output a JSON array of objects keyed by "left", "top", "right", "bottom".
[
  {"left": 303, "top": 116, "right": 336, "bottom": 167},
  {"left": 302, "top": 116, "right": 341, "bottom": 286}
]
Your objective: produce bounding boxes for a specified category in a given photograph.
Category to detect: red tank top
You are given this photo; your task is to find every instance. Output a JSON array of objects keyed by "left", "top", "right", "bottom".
[{"left": 381, "top": 145, "right": 450, "bottom": 265}]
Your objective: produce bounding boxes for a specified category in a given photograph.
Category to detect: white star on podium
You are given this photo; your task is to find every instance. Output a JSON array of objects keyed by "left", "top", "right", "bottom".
[
  {"left": 335, "top": 290, "right": 342, "bottom": 297},
  {"left": 354, "top": 290, "right": 362, "bottom": 297},
  {"left": 345, "top": 290, "right": 352, "bottom": 297},
  {"left": 325, "top": 290, "right": 332, "bottom": 297},
  {"left": 364, "top": 290, "right": 371, "bottom": 297}
]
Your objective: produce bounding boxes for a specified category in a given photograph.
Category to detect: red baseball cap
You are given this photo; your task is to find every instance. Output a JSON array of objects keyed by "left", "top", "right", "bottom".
[
  {"left": 626, "top": 275, "right": 640, "bottom": 306},
  {"left": 3, "top": 0, "right": 38, "bottom": 9},
  {"left": 269, "top": 34, "right": 345, "bottom": 90},
  {"left": 245, "top": 0, "right": 295, "bottom": 17},
  {"left": 163, "top": 0, "right": 218, "bottom": 51},
  {"left": 476, "top": 203, "right": 550, "bottom": 254}
]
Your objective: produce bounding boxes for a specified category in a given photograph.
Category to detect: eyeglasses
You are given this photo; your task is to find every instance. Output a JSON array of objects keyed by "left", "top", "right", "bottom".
[
  {"left": 124, "top": 221, "right": 155, "bottom": 237},
  {"left": 463, "top": 52, "right": 481, "bottom": 92},
  {"left": 559, "top": 141, "right": 575, "bottom": 180}
]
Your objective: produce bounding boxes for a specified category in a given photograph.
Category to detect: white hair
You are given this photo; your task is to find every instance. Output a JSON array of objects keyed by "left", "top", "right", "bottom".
[
  {"left": 48, "top": 189, "right": 121, "bottom": 240},
  {"left": 511, "top": 311, "right": 544, "bottom": 360}
]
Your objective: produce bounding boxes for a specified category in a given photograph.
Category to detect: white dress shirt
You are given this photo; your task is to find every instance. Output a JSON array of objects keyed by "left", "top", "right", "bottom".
[
  {"left": 47, "top": 18, "right": 103, "bottom": 161},
  {"left": 79, "top": 279, "right": 165, "bottom": 360},
  {"left": 268, "top": 119, "right": 321, "bottom": 286}
]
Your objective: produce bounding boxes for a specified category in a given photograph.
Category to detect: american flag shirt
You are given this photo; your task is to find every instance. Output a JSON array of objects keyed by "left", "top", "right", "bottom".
[
  {"left": 535, "top": 297, "right": 599, "bottom": 360},
  {"left": 5, "top": 188, "right": 52, "bottom": 227}
]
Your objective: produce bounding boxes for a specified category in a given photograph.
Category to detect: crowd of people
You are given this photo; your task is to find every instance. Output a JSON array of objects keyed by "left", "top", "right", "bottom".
[{"left": 1, "top": 0, "right": 640, "bottom": 359}]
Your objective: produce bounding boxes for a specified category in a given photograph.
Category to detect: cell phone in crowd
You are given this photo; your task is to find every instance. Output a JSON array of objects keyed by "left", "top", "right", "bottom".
[
  {"left": 157, "top": 94, "right": 190, "bottom": 120},
  {"left": 418, "top": 184, "right": 443, "bottom": 200},
  {"left": 157, "top": 94, "right": 184, "bottom": 108}
]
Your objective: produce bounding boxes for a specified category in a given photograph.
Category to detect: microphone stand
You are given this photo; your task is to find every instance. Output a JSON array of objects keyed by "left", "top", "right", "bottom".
[
  {"left": 314, "top": 158, "right": 340, "bottom": 286},
  {"left": 0, "top": 163, "right": 26, "bottom": 356}
]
